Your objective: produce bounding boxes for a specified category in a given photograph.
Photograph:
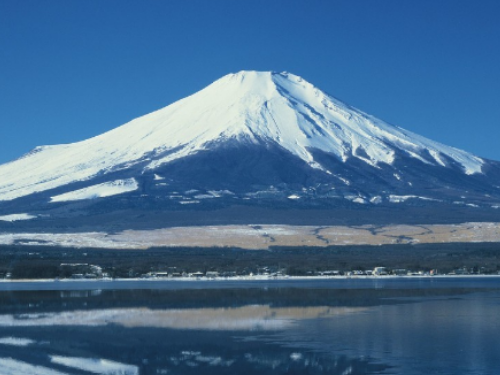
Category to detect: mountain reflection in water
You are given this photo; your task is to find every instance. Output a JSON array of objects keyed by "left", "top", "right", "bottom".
[
  {"left": 0, "top": 278, "right": 499, "bottom": 374},
  {"left": 0, "top": 305, "right": 366, "bottom": 330}
]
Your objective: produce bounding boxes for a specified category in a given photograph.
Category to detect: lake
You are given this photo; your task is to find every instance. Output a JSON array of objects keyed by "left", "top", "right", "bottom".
[{"left": 0, "top": 277, "right": 499, "bottom": 374}]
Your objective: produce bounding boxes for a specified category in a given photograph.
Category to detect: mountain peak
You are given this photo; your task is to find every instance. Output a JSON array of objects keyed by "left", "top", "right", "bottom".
[
  {"left": 222, "top": 70, "right": 286, "bottom": 80},
  {"left": 210, "top": 70, "right": 312, "bottom": 100},
  {"left": 0, "top": 71, "right": 487, "bottom": 203}
]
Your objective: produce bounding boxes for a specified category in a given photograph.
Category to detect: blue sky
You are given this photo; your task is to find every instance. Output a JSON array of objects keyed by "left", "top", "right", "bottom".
[{"left": 1, "top": 0, "right": 499, "bottom": 164}]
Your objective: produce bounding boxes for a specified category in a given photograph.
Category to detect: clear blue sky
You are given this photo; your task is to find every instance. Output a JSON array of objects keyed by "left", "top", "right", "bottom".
[{"left": 1, "top": 0, "right": 499, "bottom": 164}]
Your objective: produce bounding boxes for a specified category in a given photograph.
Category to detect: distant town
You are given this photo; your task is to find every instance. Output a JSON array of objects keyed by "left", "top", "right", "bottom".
[
  {"left": 1, "top": 262, "right": 498, "bottom": 281},
  {"left": 1, "top": 243, "right": 499, "bottom": 280}
]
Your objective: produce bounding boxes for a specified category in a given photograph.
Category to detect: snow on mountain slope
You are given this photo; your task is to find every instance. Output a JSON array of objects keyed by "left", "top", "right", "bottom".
[
  {"left": 50, "top": 178, "right": 138, "bottom": 202},
  {"left": 0, "top": 71, "right": 485, "bottom": 201},
  {"left": 0, "top": 213, "right": 37, "bottom": 222}
]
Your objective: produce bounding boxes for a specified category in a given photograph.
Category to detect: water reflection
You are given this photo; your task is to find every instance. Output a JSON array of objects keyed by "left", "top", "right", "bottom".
[
  {"left": 0, "top": 280, "right": 499, "bottom": 374},
  {"left": 0, "top": 305, "right": 367, "bottom": 330},
  {"left": 0, "top": 332, "right": 388, "bottom": 375},
  {"left": 59, "top": 289, "right": 103, "bottom": 298}
]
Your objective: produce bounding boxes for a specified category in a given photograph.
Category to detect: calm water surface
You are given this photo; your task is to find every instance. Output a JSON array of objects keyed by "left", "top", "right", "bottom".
[{"left": 0, "top": 277, "right": 499, "bottom": 374}]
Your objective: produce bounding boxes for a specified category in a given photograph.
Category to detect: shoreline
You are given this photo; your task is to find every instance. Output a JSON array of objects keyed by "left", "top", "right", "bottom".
[
  {"left": 1, "top": 274, "right": 500, "bottom": 292},
  {"left": 2, "top": 274, "right": 500, "bottom": 283}
]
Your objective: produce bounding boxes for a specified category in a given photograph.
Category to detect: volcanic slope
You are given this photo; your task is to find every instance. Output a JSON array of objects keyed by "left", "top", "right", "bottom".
[{"left": 1, "top": 71, "right": 500, "bottom": 228}]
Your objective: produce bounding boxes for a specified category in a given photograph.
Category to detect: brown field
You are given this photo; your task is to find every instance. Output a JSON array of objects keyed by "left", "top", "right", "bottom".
[{"left": 1, "top": 222, "right": 500, "bottom": 249}]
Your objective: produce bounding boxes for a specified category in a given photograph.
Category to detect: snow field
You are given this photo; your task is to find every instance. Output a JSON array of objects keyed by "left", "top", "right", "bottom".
[{"left": 50, "top": 179, "right": 138, "bottom": 202}]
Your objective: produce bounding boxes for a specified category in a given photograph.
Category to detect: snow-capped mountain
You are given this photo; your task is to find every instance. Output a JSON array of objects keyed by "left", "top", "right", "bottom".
[{"left": 1, "top": 71, "right": 500, "bottom": 225}]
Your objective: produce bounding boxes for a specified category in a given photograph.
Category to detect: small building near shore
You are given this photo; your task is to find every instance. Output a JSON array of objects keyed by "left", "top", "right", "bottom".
[
  {"left": 373, "top": 267, "right": 388, "bottom": 276},
  {"left": 189, "top": 271, "right": 205, "bottom": 278}
]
